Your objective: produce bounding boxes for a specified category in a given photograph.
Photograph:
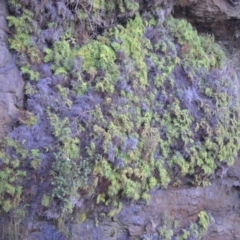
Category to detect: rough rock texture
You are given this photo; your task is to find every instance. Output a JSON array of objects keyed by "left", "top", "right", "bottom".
[
  {"left": 25, "top": 223, "right": 67, "bottom": 240},
  {"left": 24, "top": 158, "right": 240, "bottom": 240},
  {"left": 0, "top": 0, "right": 24, "bottom": 137},
  {"left": 174, "top": 0, "right": 240, "bottom": 46}
]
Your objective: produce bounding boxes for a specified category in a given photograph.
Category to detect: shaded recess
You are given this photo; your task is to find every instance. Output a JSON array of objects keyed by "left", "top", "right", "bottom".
[{"left": 173, "top": 0, "right": 240, "bottom": 48}]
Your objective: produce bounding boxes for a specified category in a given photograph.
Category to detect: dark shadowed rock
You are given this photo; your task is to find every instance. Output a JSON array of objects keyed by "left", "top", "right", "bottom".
[{"left": 174, "top": 0, "right": 240, "bottom": 47}]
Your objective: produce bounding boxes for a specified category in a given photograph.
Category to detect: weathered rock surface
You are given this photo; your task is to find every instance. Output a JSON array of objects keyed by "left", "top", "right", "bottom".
[
  {"left": 25, "top": 223, "right": 67, "bottom": 240},
  {"left": 0, "top": 0, "right": 24, "bottom": 137}
]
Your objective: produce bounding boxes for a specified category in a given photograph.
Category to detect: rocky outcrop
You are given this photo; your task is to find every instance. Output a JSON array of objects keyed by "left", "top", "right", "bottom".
[
  {"left": 174, "top": 0, "right": 240, "bottom": 46},
  {"left": 0, "top": 0, "right": 24, "bottom": 138}
]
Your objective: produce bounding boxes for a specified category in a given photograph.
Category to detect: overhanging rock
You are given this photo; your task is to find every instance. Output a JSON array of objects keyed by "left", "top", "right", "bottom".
[{"left": 174, "top": 0, "right": 240, "bottom": 46}]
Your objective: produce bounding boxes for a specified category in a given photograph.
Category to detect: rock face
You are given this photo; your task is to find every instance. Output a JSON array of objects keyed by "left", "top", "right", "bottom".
[
  {"left": 174, "top": 0, "right": 240, "bottom": 46},
  {"left": 0, "top": 0, "right": 24, "bottom": 137}
]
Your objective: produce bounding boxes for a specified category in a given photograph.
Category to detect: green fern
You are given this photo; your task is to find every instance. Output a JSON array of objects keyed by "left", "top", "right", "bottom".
[
  {"left": 20, "top": 66, "right": 39, "bottom": 81},
  {"left": 0, "top": 139, "right": 26, "bottom": 212}
]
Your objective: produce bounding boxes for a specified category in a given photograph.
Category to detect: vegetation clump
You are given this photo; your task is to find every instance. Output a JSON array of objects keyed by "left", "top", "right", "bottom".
[
  {"left": 0, "top": 138, "right": 26, "bottom": 212},
  {"left": 4, "top": 0, "right": 240, "bottom": 221},
  {"left": 165, "top": 16, "right": 225, "bottom": 70},
  {"left": 148, "top": 210, "right": 211, "bottom": 239}
]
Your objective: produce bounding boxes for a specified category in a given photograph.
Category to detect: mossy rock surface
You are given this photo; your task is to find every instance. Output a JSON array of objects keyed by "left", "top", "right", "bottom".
[{"left": 2, "top": 0, "right": 240, "bottom": 219}]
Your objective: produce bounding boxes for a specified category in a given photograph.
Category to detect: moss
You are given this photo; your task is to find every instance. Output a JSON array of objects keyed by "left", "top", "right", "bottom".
[
  {"left": 165, "top": 16, "right": 225, "bottom": 71},
  {"left": 78, "top": 213, "right": 86, "bottom": 222},
  {"left": 41, "top": 194, "right": 50, "bottom": 207},
  {"left": 44, "top": 35, "right": 76, "bottom": 76},
  {"left": 78, "top": 40, "right": 120, "bottom": 94},
  {"left": 198, "top": 211, "right": 210, "bottom": 232},
  {"left": 77, "top": 15, "right": 239, "bottom": 207},
  {"left": 51, "top": 152, "right": 91, "bottom": 214},
  {"left": 7, "top": 9, "right": 41, "bottom": 81},
  {"left": 155, "top": 210, "right": 211, "bottom": 239},
  {"left": 7, "top": 9, "right": 35, "bottom": 52}
]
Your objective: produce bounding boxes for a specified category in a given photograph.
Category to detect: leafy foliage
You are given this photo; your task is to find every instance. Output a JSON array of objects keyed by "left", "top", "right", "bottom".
[
  {"left": 44, "top": 35, "right": 76, "bottom": 76},
  {"left": 7, "top": 9, "right": 41, "bottom": 81},
  {"left": 5, "top": 1, "right": 240, "bottom": 220},
  {"left": 165, "top": 16, "right": 225, "bottom": 70},
  {"left": 7, "top": 9, "right": 35, "bottom": 53},
  {"left": 41, "top": 194, "right": 50, "bottom": 207},
  {"left": 0, "top": 139, "right": 26, "bottom": 212},
  {"left": 149, "top": 210, "right": 211, "bottom": 239},
  {"left": 78, "top": 40, "right": 119, "bottom": 94},
  {"left": 51, "top": 152, "right": 91, "bottom": 214}
]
